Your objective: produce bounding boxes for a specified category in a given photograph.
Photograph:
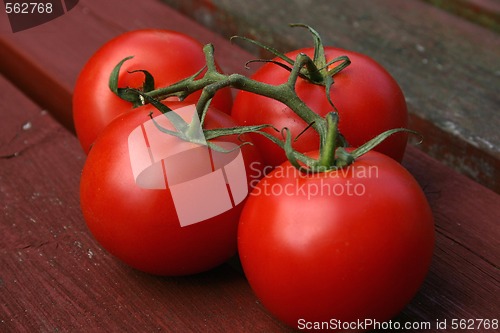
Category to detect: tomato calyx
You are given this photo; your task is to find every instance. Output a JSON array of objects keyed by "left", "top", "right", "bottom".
[
  {"left": 282, "top": 112, "right": 418, "bottom": 173},
  {"left": 108, "top": 56, "right": 159, "bottom": 107},
  {"left": 232, "top": 24, "right": 351, "bottom": 86},
  {"left": 128, "top": 88, "right": 275, "bottom": 152},
  {"left": 232, "top": 23, "right": 351, "bottom": 108}
]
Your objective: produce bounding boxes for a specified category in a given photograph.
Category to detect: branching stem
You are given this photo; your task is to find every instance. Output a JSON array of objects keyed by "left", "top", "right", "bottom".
[{"left": 109, "top": 24, "right": 414, "bottom": 172}]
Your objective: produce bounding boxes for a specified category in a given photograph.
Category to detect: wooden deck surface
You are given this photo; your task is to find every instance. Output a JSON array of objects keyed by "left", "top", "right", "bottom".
[{"left": 1, "top": 0, "right": 499, "bottom": 332}]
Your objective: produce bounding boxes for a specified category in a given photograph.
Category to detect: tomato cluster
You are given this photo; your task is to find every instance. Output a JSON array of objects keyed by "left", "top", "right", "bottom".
[{"left": 74, "top": 27, "right": 434, "bottom": 332}]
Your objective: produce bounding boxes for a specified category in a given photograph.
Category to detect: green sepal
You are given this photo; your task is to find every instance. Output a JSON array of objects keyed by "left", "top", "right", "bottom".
[
  {"left": 204, "top": 124, "right": 276, "bottom": 141},
  {"left": 350, "top": 128, "right": 418, "bottom": 160},
  {"left": 126, "top": 88, "right": 189, "bottom": 135},
  {"left": 109, "top": 56, "right": 157, "bottom": 107},
  {"left": 289, "top": 23, "right": 325, "bottom": 69},
  {"left": 127, "top": 69, "right": 155, "bottom": 93},
  {"left": 230, "top": 36, "right": 295, "bottom": 66}
]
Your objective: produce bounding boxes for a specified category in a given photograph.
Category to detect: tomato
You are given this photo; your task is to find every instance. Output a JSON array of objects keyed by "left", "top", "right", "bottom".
[
  {"left": 238, "top": 150, "right": 434, "bottom": 331},
  {"left": 80, "top": 102, "right": 262, "bottom": 276},
  {"left": 73, "top": 29, "right": 233, "bottom": 154},
  {"left": 231, "top": 47, "right": 408, "bottom": 166}
]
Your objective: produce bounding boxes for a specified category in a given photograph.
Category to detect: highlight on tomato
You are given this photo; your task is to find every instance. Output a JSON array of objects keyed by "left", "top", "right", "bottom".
[{"left": 73, "top": 29, "right": 233, "bottom": 153}]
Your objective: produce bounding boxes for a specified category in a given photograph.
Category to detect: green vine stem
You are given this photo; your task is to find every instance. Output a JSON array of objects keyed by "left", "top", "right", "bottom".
[
  {"left": 128, "top": 88, "right": 277, "bottom": 154},
  {"left": 109, "top": 24, "right": 417, "bottom": 172},
  {"left": 147, "top": 44, "right": 327, "bottom": 136},
  {"left": 110, "top": 43, "right": 331, "bottom": 154}
]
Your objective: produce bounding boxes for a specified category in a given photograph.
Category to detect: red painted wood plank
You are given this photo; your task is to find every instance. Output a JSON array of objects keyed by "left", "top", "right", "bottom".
[
  {"left": 0, "top": 75, "right": 293, "bottom": 332},
  {"left": 420, "top": 0, "right": 500, "bottom": 32},
  {"left": 399, "top": 148, "right": 500, "bottom": 327},
  {"left": 0, "top": 0, "right": 499, "bottom": 331}
]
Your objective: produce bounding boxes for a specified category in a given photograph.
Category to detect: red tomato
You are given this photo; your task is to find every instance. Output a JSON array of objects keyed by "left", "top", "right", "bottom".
[
  {"left": 238, "top": 150, "right": 434, "bottom": 331},
  {"left": 80, "top": 102, "right": 262, "bottom": 276},
  {"left": 73, "top": 29, "right": 233, "bottom": 153},
  {"left": 231, "top": 47, "right": 408, "bottom": 166}
]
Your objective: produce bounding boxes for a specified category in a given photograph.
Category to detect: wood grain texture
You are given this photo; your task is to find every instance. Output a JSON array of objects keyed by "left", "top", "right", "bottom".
[
  {"left": 420, "top": 0, "right": 500, "bottom": 32},
  {"left": 400, "top": 148, "right": 500, "bottom": 328},
  {"left": 0, "top": 0, "right": 499, "bottom": 331},
  {"left": 160, "top": 0, "right": 500, "bottom": 193}
]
